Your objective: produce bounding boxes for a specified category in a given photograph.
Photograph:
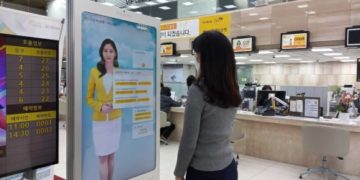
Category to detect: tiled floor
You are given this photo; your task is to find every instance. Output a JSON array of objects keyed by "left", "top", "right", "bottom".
[{"left": 55, "top": 124, "right": 359, "bottom": 180}]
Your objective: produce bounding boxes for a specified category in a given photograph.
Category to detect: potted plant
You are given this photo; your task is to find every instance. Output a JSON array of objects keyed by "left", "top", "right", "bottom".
[{"left": 336, "top": 92, "right": 353, "bottom": 121}]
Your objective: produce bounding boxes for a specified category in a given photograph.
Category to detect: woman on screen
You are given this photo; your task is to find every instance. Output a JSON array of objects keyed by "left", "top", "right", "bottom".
[{"left": 87, "top": 39, "right": 122, "bottom": 180}]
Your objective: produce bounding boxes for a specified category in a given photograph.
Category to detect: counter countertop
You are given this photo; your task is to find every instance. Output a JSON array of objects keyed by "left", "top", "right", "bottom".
[{"left": 170, "top": 107, "right": 360, "bottom": 132}]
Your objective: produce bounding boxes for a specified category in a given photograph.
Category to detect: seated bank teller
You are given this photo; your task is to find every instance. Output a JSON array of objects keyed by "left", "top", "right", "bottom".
[
  {"left": 160, "top": 86, "right": 181, "bottom": 139},
  {"left": 262, "top": 85, "right": 272, "bottom": 91}
]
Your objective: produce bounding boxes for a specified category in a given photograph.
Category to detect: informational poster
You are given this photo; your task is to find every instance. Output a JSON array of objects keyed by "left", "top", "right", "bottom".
[
  {"left": 232, "top": 37, "right": 255, "bottom": 53},
  {"left": 81, "top": 12, "right": 157, "bottom": 180},
  {"left": 304, "top": 98, "right": 319, "bottom": 118},
  {"left": 0, "top": 34, "right": 58, "bottom": 177},
  {"left": 281, "top": 32, "right": 309, "bottom": 50},
  {"left": 160, "top": 19, "right": 199, "bottom": 39},
  {"left": 163, "top": 64, "right": 184, "bottom": 83},
  {"left": 199, "top": 13, "right": 231, "bottom": 36}
]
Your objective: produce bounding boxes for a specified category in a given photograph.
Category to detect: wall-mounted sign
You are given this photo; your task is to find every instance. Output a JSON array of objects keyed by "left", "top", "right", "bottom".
[
  {"left": 232, "top": 36, "right": 256, "bottom": 53},
  {"left": 160, "top": 19, "right": 199, "bottom": 39},
  {"left": 281, "top": 31, "right": 309, "bottom": 50},
  {"left": 199, "top": 13, "right": 231, "bottom": 36},
  {"left": 160, "top": 43, "right": 176, "bottom": 57},
  {"left": 0, "top": 33, "right": 59, "bottom": 177},
  {"left": 345, "top": 26, "right": 360, "bottom": 47}
]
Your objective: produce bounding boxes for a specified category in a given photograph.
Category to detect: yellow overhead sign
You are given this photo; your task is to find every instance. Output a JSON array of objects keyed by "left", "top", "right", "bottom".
[{"left": 199, "top": 13, "right": 231, "bottom": 36}]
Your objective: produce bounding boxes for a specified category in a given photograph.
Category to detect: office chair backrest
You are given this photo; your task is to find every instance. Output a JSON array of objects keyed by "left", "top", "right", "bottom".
[
  {"left": 303, "top": 125, "right": 350, "bottom": 157},
  {"left": 160, "top": 111, "right": 169, "bottom": 128}
]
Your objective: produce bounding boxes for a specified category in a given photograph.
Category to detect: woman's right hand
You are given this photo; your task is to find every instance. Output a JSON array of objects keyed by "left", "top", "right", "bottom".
[{"left": 101, "top": 103, "right": 113, "bottom": 113}]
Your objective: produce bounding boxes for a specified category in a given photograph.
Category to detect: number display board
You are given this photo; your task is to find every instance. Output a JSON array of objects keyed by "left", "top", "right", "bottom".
[
  {"left": 281, "top": 31, "right": 309, "bottom": 50},
  {"left": 232, "top": 36, "right": 256, "bottom": 53},
  {"left": 0, "top": 34, "right": 58, "bottom": 177}
]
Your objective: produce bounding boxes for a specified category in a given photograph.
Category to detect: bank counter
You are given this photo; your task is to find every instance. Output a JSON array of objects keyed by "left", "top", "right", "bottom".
[{"left": 168, "top": 107, "right": 360, "bottom": 176}]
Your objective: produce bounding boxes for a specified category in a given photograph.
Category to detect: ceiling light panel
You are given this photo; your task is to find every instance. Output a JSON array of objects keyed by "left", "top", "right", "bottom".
[
  {"left": 145, "top": 1, "right": 158, "bottom": 5},
  {"left": 311, "top": 48, "right": 333, "bottom": 52},
  {"left": 323, "top": 53, "right": 343, "bottom": 56},
  {"left": 224, "top": 5, "right": 237, "bottom": 9},
  {"left": 183, "top": 2, "right": 193, "bottom": 6},
  {"left": 159, "top": 6, "right": 171, "bottom": 10}
]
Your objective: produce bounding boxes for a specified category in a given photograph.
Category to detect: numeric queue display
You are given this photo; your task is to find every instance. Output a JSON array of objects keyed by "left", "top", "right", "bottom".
[{"left": 0, "top": 34, "right": 58, "bottom": 177}]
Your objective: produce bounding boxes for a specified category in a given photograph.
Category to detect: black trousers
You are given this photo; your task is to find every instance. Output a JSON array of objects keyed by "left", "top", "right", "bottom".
[
  {"left": 160, "top": 123, "right": 175, "bottom": 139},
  {"left": 186, "top": 159, "right": 237, "bottom": 180}
]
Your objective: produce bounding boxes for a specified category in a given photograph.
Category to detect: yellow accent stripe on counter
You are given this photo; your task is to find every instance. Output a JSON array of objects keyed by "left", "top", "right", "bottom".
[
  {"left": 116, "top": 82, "right": 137, "bottom": 86},
  {"left": 3, "top": 45, "right": 56, "bottom": 58},
  {"left": 7, "top": 111, "right": 56, "bottom": 124}
]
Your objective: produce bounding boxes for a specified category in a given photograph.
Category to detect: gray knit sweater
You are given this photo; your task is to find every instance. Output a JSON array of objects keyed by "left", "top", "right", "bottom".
[{"left": 174, "top": 85, "right": 237, "bottom": 177}]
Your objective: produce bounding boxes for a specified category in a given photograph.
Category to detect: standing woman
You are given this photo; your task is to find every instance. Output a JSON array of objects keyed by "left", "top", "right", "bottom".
[
  {"left": 87, "top": 39, "right": 122, "bottom": 180},
  {"left": 174, "top": 31, "right": 242, "bottom": 180}
]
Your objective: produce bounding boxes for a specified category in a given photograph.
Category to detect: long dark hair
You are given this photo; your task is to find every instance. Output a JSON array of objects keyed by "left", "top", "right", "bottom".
[
  {"left": 97, "top": 39, "right": 119, "bottom": 77},
  {"left": 193, "top": 31, "right": 241, "bottom": 108}
]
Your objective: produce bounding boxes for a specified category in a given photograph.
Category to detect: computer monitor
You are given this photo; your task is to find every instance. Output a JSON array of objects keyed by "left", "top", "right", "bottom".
[
  {"left": 256, "top": 90, "right": 286, "bottom": 107},
  {"left": 243, "top": 86, "right": 256, "bottom": 100}
]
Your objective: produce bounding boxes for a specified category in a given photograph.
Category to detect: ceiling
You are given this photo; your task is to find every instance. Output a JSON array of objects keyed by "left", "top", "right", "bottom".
[
  {"left": 161, "top": 46, "right": 360, "bottom": 65},
  {"left": 2, "top": 0, "right": 48, "bottom": 9}
]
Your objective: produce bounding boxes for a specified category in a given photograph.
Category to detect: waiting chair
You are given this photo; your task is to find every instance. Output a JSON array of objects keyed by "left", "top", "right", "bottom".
[
  {"left": 299, "top": 125, "right": 350, "bottom": 180},
  {"left": 160, "top": 111, "right": 171, "bottom": 145},
  {"left": 230, "top": 120, "right": 245, "bottom": 164}
]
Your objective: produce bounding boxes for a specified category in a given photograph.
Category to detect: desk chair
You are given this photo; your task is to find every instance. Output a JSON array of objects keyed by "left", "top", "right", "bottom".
[
  {"left": 160, "top": 111, "right": 171, "bottom": 145},
  {"left": 230, "top": 120, "right": 245, "bottom": 164},
  {"left": 300, "top": 125, "right": 350, "bottom": 180}
]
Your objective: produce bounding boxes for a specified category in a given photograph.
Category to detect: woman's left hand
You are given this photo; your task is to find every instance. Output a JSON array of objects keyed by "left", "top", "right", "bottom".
[{"left": 175, "top": 176, "right": 184, "bottom": 180}]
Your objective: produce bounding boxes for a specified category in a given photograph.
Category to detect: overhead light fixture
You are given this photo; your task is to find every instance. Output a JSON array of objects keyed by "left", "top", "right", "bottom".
[
  {"left": 236, "top": 62, "right": 246, "bottom": 65},
  {"left": 155, "top": 17, "right": 162, "bottom": 20},
  {"left": 135, "top": 11, "right": 143, "bottom": 14},
  {"left": 306, "top": 11, "right": 316, "bottom": 15},
  {"left": 157, "top": 0, "right": 169, "bottom": 3},
  {"left": 249, "top": 59, "right": 263, "bottom": 62},
  {"left": 128, "top": 5, "right": 140, "bottom": 9},
  {"left": 300, "top": 60, "right": 313, "bottom": 63},
  {"left": 323, "top": 53, "right": 343, "bottom": 56},
  {"left": 183, "top": 2, "right": 193, "bottom": 6},
  {"left": 235, "top": 56, "right": 247, "bottom": 60},
  {"left": 102, "top": 2, "right": 114, "bottom": 6},
  {"left": 224, "top": 5, "right": 237, "bottom": 9},
  {"left": 333, "top": 56, "right": 350, "bottom": 59},
  {"left": 180, "top": 55, "right": 189, "bottom": 58},
  {"left": 145, "top": 1, "right": 157, "bottom": 5},
  {"left": 168, "top": 59, "right": 176, "bottom": 62},
  {"left": 275, "top": 54, "right": 290, "bottom": 58},
  {"left": 264, "top": 62, "right": 276, "bottom": 64},
  {"left": 259, "top": 17, "right": 269, "bottom": 21},
  {"left": 189, "top": 10, "right": 198, "bottom": 14},
  {"left": 311, "top": 48, "right": 333, "bottom": 52},
  {"left": 288, "top": 58, "right": 302, "bottom": 61},
  {"left": 249, "top": 13, "right": 259, "bottom": 16},
  {"left": 159, "top": 6, "right": 171, "bottom": 10},
  {"left": 189, "top": 60, "right": 195, "bottom": 63},
  {"left": 340, "top": 59, "right": 356, "bottom": 62},
  {"left": 297, "top": 4, "right": 308, "bottom": 8},
  {"left": 258, "top": 50, "right": 273, "bottom": 54}
]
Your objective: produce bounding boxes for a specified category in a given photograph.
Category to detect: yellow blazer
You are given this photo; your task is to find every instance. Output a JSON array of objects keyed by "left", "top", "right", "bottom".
[{"left": 87, "top": 68, "right": 122, "bottom": 121}]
